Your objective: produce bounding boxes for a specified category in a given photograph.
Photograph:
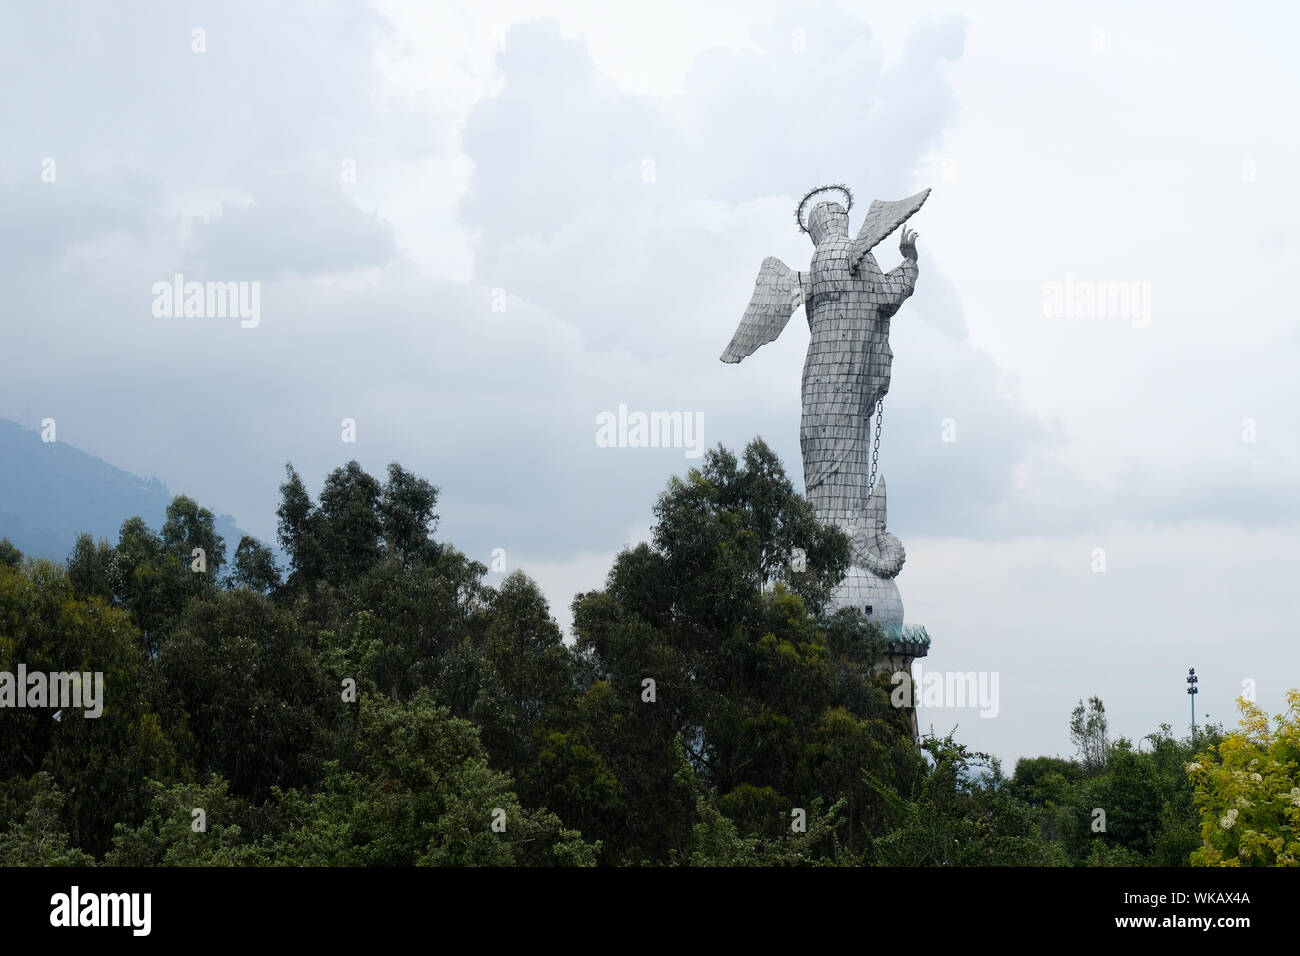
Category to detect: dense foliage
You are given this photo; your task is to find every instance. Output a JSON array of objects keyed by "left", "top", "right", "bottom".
[
  {"left": 1186, "top": 691, "right": 1300, "bottom": 866},
  {"left": 0, "top": 441, "right": 1285, "bottom": 865}
]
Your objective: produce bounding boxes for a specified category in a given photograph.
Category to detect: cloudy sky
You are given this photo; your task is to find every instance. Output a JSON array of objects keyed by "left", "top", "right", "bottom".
[{"left": 3, "top": 0, "right": 1297, "bottom": 766}]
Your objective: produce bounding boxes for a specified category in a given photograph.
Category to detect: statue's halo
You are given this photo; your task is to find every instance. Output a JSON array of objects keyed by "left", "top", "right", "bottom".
[{"left": 796, "top": 184, "right": 854, "bottom": 234}]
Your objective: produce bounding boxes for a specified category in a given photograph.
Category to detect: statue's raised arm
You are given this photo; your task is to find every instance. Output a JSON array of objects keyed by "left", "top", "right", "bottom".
[{"left": 849, "top": 187, "right": 930, "bottom": 273}]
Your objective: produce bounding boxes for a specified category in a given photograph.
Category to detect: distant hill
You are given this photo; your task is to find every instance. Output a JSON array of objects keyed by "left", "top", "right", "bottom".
[{"left": 0, "top": 417, "right": 247, "bottom": 564}]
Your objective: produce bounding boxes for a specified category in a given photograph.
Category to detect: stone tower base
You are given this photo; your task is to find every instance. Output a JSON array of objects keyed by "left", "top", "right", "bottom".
[{"left": 871, "top": 636, "right": 930, "bottom": 741}]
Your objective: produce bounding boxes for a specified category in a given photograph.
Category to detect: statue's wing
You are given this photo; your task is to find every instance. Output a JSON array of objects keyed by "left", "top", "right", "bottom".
[
  {"left": 850, "top": 187, "right": 931, "bottom": 272},
  {"left": 720, "top": 256, "right": 805, "bottom": 363}
]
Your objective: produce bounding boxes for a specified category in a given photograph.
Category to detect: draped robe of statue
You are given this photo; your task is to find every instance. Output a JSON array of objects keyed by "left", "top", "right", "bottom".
[{"left": 720, "top": 188, "right": 929, "bottom": 627}]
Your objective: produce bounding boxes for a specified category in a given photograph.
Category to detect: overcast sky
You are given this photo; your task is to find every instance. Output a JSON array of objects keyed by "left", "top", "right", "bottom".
[{"left": 2, "top": 0, "right": 1297, "bottom": 767}]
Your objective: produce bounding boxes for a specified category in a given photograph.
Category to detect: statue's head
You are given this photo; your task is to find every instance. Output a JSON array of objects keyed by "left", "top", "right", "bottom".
[
  {"left": 807, "top": 202, "right": 849, "bottom": 244},
  {"left": 796, "top": 185, "right": 854, "bottom": 245}
]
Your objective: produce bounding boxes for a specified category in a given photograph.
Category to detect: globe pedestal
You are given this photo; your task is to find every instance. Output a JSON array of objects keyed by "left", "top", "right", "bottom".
[
  {"left": 828, "top": 565, "right": 904, "bottom": 625},
  {"left": 829, "top": 566, "right": 930, "bottom": 740}
]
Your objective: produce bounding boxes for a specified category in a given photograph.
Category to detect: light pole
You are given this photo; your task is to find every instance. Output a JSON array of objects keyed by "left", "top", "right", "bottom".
[{"left": 1186, "top": 668, "right": 1199, "bottom": 733}]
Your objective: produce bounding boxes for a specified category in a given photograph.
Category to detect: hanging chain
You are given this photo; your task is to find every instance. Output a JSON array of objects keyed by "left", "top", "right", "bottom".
[{"left": 867, "top": 399, "right": 883, "bottom": 494}]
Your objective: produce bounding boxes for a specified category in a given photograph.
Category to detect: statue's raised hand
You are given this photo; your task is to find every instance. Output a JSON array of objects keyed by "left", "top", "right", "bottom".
[{"left": 899, "top": 226, "right": 918, "bottom": 260}]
